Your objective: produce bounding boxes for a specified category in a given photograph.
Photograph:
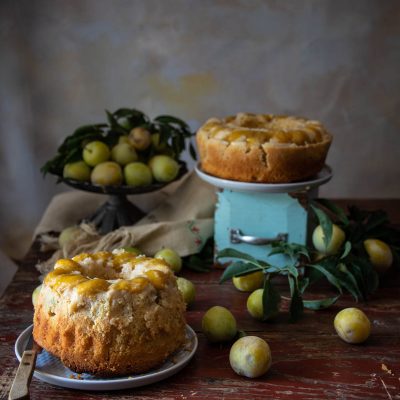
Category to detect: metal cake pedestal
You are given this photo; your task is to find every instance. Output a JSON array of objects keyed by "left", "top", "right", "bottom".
[{"left": 60, "top": 163, "right": 187, "bottom": 234}]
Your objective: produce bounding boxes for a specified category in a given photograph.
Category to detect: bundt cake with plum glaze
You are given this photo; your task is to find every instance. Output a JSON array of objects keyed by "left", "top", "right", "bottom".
[{"left": 33, "top": 249, "right": 186, "bottom": 376}]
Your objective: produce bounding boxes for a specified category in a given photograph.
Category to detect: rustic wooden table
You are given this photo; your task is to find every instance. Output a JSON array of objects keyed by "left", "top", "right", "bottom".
[{"left": 1, "top": 200, "right": 399, "bottom": 400}]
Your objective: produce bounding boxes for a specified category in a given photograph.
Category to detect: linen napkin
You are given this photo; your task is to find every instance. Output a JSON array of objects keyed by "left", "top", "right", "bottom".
[{"left": 36, "top": 171, "right": 216, "bottom": 275}]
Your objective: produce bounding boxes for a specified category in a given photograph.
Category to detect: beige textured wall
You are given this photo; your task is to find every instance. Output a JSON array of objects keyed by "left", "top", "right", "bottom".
[{"left": 1, "top": 0, "right": 399, "bottom": 257}]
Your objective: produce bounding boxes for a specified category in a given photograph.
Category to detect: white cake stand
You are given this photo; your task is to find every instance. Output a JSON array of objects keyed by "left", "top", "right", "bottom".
[{"left": 195, "top": 164, "right": 332, "bottom": 194}]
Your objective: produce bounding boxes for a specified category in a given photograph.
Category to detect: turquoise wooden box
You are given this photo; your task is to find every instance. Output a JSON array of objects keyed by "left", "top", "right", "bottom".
[
  {"left": 215, "top": 191, "right": 307, "bottom": 266},
  {"left": 195, "top": 165, "right": 332, "bottom": 266}
]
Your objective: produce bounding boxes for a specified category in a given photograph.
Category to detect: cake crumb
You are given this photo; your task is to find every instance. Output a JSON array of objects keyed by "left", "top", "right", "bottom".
[
  {"left": 69, "top": 373, "right": 83, "bottom": 380},
  {"left": 112, "top": 248, "right": 126, "bottom": 255},
  {"left": 381, "top": 364, "right": 394, "bottom": 376}
]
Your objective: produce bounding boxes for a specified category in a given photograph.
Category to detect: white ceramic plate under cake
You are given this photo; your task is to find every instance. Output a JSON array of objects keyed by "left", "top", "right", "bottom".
[
  {"left": 15, "top": 324, "right": 198, "bottom": 391},
  {"left": 195, "top": 164, "right": 333, "bottom": 193}
]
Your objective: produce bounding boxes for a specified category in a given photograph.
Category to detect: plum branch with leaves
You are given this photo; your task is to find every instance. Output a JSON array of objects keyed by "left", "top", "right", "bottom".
[{"left": 218, "top": 200, "right": 400, "bottom": 322}]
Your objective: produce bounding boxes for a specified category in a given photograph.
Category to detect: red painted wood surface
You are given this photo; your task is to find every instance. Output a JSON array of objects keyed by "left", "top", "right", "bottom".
[{"left": 1, "top": 199, "right": 400, "bottom": 400}]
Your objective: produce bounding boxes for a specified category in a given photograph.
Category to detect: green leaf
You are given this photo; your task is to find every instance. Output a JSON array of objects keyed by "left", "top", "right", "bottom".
[
  {"left": 67, "top": 123, "right": 107, "bottom": 139},
  {"left": 219, "top": 261, "right": 262, "bottom": 284},
  {"left": 154, "top": 115, "right": 190, "bottom": 128},
  {"left": 106, "top": 110, "right": 117, "bottom": 127},
  {"left": 115, "top": 108, "right": 149, "bottom": 127},
  {"left": 41, "top": 121, "right": 108, "bottom": 176},
  {"left": 59, "top": 129, "right": 105, "bottom": 152},
  {"left": 349, "top": 263, "right": 367, "bottom": 300},
  {"left": 63, "top": 147, "right": 82, "bottom": 164},
  {"left": 269, "top": 242, "right": 310, "bottom": 261},
  {"left": 262, "top": 278, "right": 281, "bottom": 321},
  {"left": 311, "top": 205, "right": 333, "bottom": 249},
  {"left": 236, "top": 330, "right": 247, "bottom": 339},
  {"left": 340, "top": 241, "right": 352, "bottom": 259},
  {"left": 365, "top": 210, "right": 389, "bottom": 232},
  {"left": 307, "top": 265, "right": 324, "bottom": 285},
  {"left": 307, "top": 263, "right": 343, "bottom": 294},
  {"left": 262, "top": 265, "right": 285, "bottom": 274},
  {"left": 392, "top": 248, "right": 400, "bottom": 268},
  {"left": 351, "top": 257, "right": 379, "bottom": 295},
  {"left": 298, "top": 277, "right": 310, "bottom": 294},
  {"left": 288, "top": 276, "right": 304, "bottom": 322},
  {"left": 151, "top": 116, "right": 194, "bottom": 160},
  {"left": 172, "top": 135, "right": 183, "bottom": 158},
  {"left": 282, "top": 264, "right": 299, "bottom": 279},
  {"left": 315, "top": 199, "right": 349, "bottom": 225},
  {"left": 106, "top": 109, "right": 136, "bottom": 134},
  {"left": 366, "top": 265, "right": 379, "bottom": 293},
  {"left": 303, "top": 296, "right": 339, "bottom": 310},
  {"left": 348, "top": 205, "right": 369, "bottom": 224},
  {"left": 268, "top": 247, "right": 286, "bottom": 257},
  {"left": 183, "top": 238, "right": 214, "bottom": 272},
  {"left": 155, "top": 123, "right": 171, "bottom": 145},
  {"left": 288, "top": 273, "right": 295, "bottom": 296},
  {"left": 338, "top": 267, "right": 361, "bottom": 301},
  {"left": 216, "top": 248, "right": 262, "bottom": 266},
  {"left": 184, "top": 255, "right": 211, "bottom": 272},
  {"left": 189, "top": 142, "right": 197, "bottom": 161},
  {"left": 184, "top": 264, "right": 210, "bottom": 272}
]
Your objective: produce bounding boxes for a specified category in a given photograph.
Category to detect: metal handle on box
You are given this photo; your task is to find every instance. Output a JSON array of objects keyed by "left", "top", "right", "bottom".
[{"left": 230, "top": 229, "right": 288, "bottom": 245}]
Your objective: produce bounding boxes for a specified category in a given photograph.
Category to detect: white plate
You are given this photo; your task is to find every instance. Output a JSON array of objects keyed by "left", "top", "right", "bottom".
[
  {"left": 195, "top": 164, "right": 332, "bottom": 193},
  {"left": 15, "top": 324, "right": 198, "bottom": 390}
]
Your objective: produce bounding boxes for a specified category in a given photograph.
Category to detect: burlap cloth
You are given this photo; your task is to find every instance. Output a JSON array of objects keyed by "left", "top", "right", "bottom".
[{"left": 35, "top": 171, "right": 216, "bottom": 275}]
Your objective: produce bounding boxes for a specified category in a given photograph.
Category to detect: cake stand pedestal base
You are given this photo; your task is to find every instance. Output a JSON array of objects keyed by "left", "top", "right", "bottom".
[
  {"left": 59, "top": 162, "right": 187, "bottom": 235},
  {"left": 84, "top": 195, "right": 145, "bottom": 235}
]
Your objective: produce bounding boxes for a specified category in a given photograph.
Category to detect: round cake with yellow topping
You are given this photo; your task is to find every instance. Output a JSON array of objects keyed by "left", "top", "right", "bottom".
[
  {"left": 33, "top": 250, "right": 186, "bottom": 376},
  {"left": 196, "top": 112, "right": 332, "bottom": 183}
]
